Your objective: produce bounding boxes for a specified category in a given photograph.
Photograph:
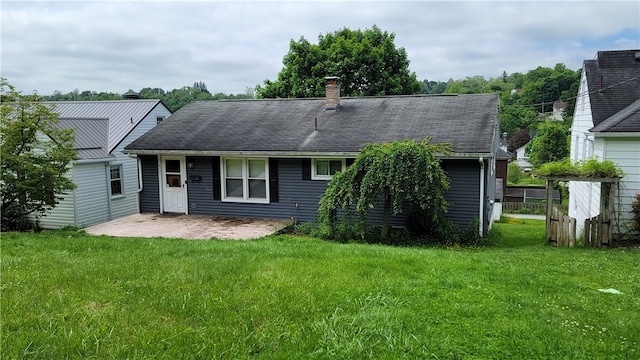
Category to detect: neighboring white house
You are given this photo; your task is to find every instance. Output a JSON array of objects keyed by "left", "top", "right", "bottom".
[
  {"left": 34, "top": 99, "right": 171, "bottom": 229},
  {"left": 551, "top": 100, "right": 565, "bottom": 121},
  {"left": 513, "top": 144, "right": 533, "bottom": 172},
  {"left": 569, "top": 49, "right": 640, "bottom": 235}
]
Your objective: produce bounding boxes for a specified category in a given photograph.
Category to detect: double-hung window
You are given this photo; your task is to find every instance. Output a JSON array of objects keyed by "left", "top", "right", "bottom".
[
  {"left": 222, "top": 158, "right": 268, "bottom": 203},
  {"left": 110, "top": 164, "right": 123, "bottom": 196},
  {"left": 312, "top": 158, "right": 345, "bottom": 180}
]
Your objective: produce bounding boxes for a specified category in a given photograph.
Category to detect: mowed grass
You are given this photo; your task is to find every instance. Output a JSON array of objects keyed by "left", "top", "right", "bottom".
[{"left": 2, "top": 220, "right": 639, "bottom": 359}]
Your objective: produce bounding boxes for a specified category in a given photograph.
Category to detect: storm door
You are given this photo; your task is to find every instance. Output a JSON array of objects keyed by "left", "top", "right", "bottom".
[{"left": 161, "top": 156, "right": 186, "bottom": 213}]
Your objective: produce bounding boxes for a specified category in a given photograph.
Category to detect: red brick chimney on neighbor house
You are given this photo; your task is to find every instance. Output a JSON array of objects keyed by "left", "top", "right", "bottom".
[{"left": 325, "top": 76, "right": 340, "bottom": 110}]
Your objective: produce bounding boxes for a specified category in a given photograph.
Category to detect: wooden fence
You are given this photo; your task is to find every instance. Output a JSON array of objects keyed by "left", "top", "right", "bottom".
[
  {"left": 584, "top": 213, "right": 611, "bottom": 248},
  {"left": 549, "top": 206, "right": 576, "bottom": 247},
  {"left": 504, "top": 202, "right": 568, "bottom": 214}
]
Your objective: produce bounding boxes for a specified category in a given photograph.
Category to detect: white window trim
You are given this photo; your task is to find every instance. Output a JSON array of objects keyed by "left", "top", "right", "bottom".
[
  {"left": 109, "top": 163, "right": 124, "bottom": 198},
  {"left": 221, "top": 157, "right": 269, "bottom": 204},
  {"left": 312, "top": 158, "right": 346, "bottom": 180}
]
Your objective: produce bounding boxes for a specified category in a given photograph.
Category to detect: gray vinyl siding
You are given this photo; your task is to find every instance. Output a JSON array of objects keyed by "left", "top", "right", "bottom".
[
  {"left": 74, "top": 162, "right": 111, "bottom": 227},
  {"left": 186, "top": 157, "right": 327, "bottom": 221},
  {"left": 139, "top": 155, "right": 160, "bottom": 213},
  {"left": 179, "top": 157, "right": 481, "bottom": 230},
  {"left": 443, "top": 160, "right": 481, "bottom": 228},
  {"left": 37, "top": 161, "right": 113, "bottom": 229},
  {"left": 35, "top": 170, "right": 76, "bottom": 229},
  {"left": 109, "top": 105, "right": 169, "bottom": 219}
]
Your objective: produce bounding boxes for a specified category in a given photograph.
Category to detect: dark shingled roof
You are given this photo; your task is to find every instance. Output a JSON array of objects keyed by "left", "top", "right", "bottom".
[
  {"left": 591, "top": 99, "right": 640, "bottom": 132},
  {"left": 126, "top": 94, "right": 499, "bottom": 155},
  {"left": 584, "top": 49, "right": 640, "bottom": 132}
]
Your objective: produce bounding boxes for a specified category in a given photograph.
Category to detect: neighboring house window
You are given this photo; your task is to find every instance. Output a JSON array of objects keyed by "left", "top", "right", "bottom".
[
  {"left": 110, "top": 164, "right": 123, "bottom": 196},
  {"left": 582, "top": 137, "right": 594, "bottom": 159},
  {"left": 222, "top": 158, "right": 268, "bottom": 203},
  {"left": 156, "top": 116, "right": 164, "bottom": 124},
  {"left": 312, "top": 158, "right": 345, "bottom": 180}
]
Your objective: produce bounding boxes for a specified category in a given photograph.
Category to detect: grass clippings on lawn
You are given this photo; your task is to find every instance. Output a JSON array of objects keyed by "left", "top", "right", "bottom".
[{"left": 2, "top": 220, "right": 639, "bottom": 359}]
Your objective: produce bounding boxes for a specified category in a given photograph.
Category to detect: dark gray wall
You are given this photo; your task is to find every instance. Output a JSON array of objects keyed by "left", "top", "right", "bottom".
[
  {"left": 139, "top": 156, "right": 485, "bottom": 230},
  {"left": 184, "top": 156, "right": 482, "bottom": 229},
  {"left": 186, "top": 157, "right": 329, "bottom": 222},
  {"left": 443, "top": 159, "right": 482, "bottom": 229},
  {"left": 139, "top": 155, "right": 160, "bottom": 213}
]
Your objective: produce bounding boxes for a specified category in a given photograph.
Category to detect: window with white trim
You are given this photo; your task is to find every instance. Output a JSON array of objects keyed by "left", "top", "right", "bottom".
[
  {"left": 312, "top": 158, "right": 345, "bottom": 180},
  {"left": 156, "top": 116, "right": 164, "bottom": 124},
  {"left": 110, "top": 164, "right": 123, "bottom": 196},
  {"left": 222, "top": 157, "right": 269, "bottom": 203}
]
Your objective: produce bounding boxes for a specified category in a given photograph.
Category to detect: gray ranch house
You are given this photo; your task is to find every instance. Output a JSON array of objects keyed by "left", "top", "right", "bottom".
[
  {"left": 35, "top": 99, "right": 171, "bottom": 229},
  {"left": 125, "top": 82, "right": 500, "bottom": 235}
]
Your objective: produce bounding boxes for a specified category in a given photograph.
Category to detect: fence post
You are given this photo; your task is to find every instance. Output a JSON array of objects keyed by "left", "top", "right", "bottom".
[{"left": 546, "top": 180, "right": 553, "bottom": 244}]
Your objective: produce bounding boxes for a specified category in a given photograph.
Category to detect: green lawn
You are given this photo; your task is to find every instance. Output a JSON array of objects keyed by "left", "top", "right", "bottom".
[{"left": 2, "top": 220, "right": 639, "bottom": 359}]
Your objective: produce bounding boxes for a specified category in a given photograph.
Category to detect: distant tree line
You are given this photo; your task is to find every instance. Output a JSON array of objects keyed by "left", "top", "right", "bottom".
[{"left": 43, "top": 82, "right": 255, "bottom": 112}]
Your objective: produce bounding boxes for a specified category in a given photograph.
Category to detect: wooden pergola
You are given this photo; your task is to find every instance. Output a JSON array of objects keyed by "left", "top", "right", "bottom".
[{"left": 544, "top": 176, "right": 621, "bottom": 247}]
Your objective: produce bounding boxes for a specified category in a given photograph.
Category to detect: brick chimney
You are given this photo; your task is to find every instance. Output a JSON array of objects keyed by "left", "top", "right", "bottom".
[{"left": 325, "top": 76, "right": 340, "bottom": 110}]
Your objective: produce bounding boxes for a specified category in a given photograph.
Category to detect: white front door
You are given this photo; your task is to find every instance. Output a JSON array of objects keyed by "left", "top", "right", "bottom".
[{"left": 161, "top": 156, "right": 187, "bottom": 213}]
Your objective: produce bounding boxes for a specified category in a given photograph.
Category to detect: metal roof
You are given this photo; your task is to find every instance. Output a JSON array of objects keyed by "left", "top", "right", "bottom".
[
  {"left": 45, "top": 99, "right": 164, "bottom": 154},
  {"left": 56, "top": 118, "right": 111, "bottom": 160}
]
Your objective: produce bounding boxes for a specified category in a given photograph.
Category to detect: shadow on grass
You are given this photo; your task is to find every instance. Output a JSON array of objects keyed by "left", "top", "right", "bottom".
[{"left": 486, "top": 217, "right": 546, "bottom": 248}]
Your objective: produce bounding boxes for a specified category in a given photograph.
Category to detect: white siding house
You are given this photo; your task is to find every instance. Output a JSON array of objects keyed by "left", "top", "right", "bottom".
[
  {"left": 569, "top": 50, "right": 640, "bottom": 235},
  {"left": 35, "top": 100, "right": 171, "bottom": 229}
]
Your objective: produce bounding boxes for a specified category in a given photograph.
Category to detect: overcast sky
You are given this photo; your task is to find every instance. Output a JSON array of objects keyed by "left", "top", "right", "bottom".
[{"left": 2, "top": 1, "right": 639, "bottom": 95}]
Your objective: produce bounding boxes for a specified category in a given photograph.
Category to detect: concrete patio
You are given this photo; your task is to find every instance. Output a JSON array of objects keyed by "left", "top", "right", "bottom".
[{"left": 83, "top": 213, "right": 288, "bottom": 240}]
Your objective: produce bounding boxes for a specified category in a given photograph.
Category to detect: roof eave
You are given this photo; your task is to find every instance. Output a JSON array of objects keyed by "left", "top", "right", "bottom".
[
  {"left": 124, "top": 149, "right": 494, "bottom": 159},
  {"left": 590, "top": 131, "right": 640, "bottom": 137}
]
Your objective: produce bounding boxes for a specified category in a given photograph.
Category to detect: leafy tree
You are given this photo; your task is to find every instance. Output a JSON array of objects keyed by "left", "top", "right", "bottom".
[
  {"left": 444, "top": 76, "right": 489, "bottom": 94},
  {"left": 483, "top": 78, "right": 514, "bottom": 93},
  {"left": 499, "top": 106, "right": 538, "bottom": 137},
  {"left": 517, "top": 64, "right": 580, "bottom": 113},
  {"left": 526, "top": 120, "right": 569, "bottom": 167},
  {"left": 1, "top": 78, "right": 77, "bottom": 231},
  {"left": 507, "top": 129, "right": 532, "bottom": 153},
  {"left": 319, "top": 139, "right": 451, "bottom": 239},
  {"left": 257, "top": 25, "right": 421, "bottom": 98},
  {"left": 420, "top": 79, "right": 448, "bottom": 94},
  {"left": 139, "top": 87, "right": 166, "bottom": 98},
  {"left": 507, "top": 72, "right": 525, "bottom": 89},
  {"left": 507, "top": 162, "right": 524, "bottom": 184}
]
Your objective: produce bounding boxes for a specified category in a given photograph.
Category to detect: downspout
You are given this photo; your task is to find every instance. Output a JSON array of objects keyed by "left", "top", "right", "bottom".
[
  {"left": 479, "top": 157, "right": 485, "bottom": 236},
  {"left": 105, "top": 164, "right": 113, "bottom": 221}
]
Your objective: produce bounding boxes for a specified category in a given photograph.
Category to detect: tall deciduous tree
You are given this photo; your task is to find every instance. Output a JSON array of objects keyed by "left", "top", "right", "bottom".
[
  {"left": 257, "top": 25, "right": 421, "bottom": 98},
  {"left": 319, "top": 139, "right": 451, "bottom": 239},
  {"left": 526, "top": 120, "right": 569, "bottom": 167},
  {"left": 1, "top": 78, "right": 77, "bottom": 231}
]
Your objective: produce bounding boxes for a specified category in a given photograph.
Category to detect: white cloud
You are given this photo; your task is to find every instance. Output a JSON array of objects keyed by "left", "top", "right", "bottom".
[{"left": 2, "top": 0, "right": 638, "bottom": 94}]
